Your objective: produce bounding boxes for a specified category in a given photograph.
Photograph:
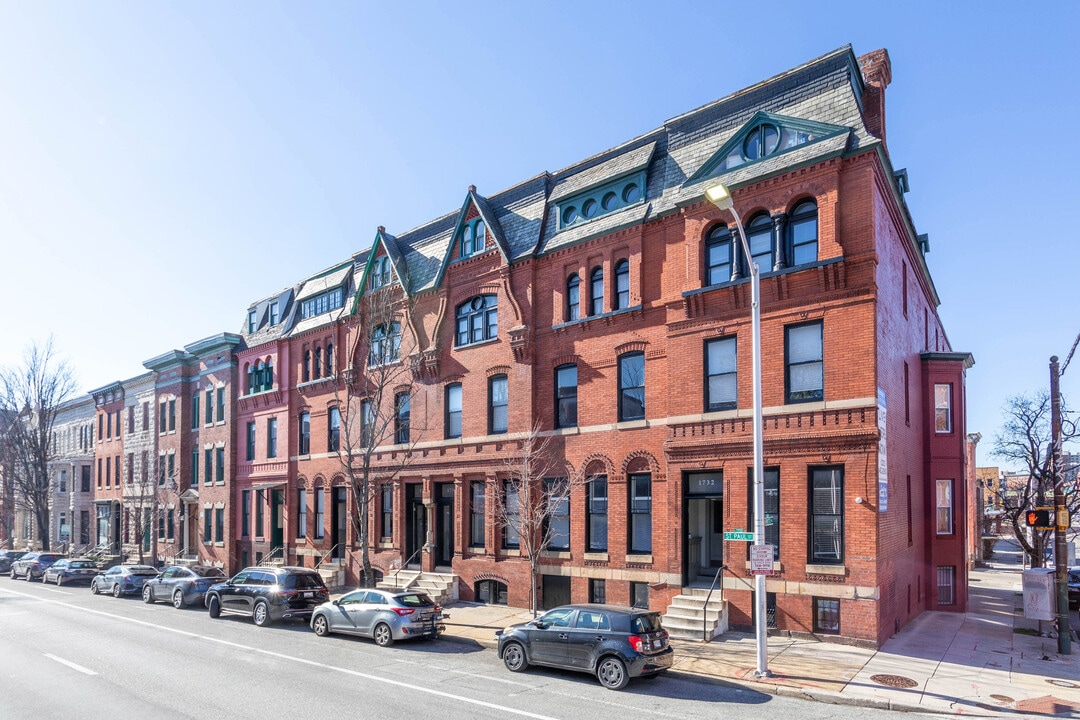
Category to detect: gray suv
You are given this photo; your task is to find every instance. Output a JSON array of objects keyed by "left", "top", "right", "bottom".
[{"left": 205, "top": 567, "right": 329, "bottom": 627}]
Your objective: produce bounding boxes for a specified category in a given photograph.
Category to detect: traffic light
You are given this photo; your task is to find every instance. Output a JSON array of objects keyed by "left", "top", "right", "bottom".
[{"left": 1025, "top": 508, "right": 1052, "bottom": 529}]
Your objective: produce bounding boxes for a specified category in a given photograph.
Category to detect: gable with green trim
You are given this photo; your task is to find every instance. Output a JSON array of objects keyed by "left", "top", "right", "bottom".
[{"left": 685, "top": 112, "right": 849, "bottom": 186}]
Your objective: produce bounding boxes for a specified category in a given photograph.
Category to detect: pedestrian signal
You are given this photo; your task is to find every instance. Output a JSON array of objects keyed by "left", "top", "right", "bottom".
[{"left": 1025, "top": 508, "right": 1052, "bottom": 528}]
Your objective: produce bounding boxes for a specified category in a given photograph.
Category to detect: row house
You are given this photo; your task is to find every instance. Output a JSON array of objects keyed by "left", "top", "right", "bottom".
[{"left": 48, "top": 396, "right": 97, "bottom": 551}]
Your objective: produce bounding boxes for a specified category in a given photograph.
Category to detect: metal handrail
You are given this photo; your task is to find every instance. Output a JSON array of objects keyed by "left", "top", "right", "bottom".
[
  {"left": 314, "top": 544, "right": 342, "bottom": 570},
  {"left": 392, "top": 548, "right": 423, "bottom": 588},
  {"left": 258, "top": 546, "right": 285, "bottom": 566},
  {"left": 702, "top": 565, "right": 727, "bottom": 642}
]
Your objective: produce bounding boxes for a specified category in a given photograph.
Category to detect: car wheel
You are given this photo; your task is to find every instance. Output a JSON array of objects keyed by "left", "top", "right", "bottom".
[
  {"left": 26, "top": 570, "right": 33, "bottom": 582},
  {"left": 112, "top": 583, "right": 122, "bottom": 598},
  {"left": 9, "top": 569, "right": 16, "bottom": 579},
  {"left": 597, "top": 656, "right": 629, "bottom": 690},
  {"left": 172, "top": 590, "right": 185, "bottom": 609},
  {"left": 502, "top": 642, "right": 528, "bottom": 672},
  {"left": 313, "top": 615, "right": 329, "bottom": 637},
  {"left": 56, "top": 575, "right": 63, "bottom": 587},
  {"left": 143, "top": 585, "right": 155, "bottom": 603},
  {"left": 373, "top": 622, "right": 394, "bottom": 647},
  {"left": 91, "top": 580, "right": 99, "bottom": 595},
  {"left": 252, "top": 600, "right": 271, "bottom": 627},
  {"left": 208, "top": 596, "right": 221, "bottom": 618}
]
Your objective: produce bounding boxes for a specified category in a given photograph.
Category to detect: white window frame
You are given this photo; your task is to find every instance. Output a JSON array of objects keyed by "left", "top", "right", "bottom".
[
  {"left": 934, "top": 383, "right": 952, "bottom": 433},
  {"left": 936, "top": 479, "right": 953, "bottom": 534}
]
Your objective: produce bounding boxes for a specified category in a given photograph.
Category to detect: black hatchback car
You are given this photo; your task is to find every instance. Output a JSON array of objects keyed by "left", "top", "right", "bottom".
[
  {"left": 496, "top": 604, "right": 673, "bottom": 690},
  {"left": 205, "top": 567, "right": 329, "bottom": 627}
]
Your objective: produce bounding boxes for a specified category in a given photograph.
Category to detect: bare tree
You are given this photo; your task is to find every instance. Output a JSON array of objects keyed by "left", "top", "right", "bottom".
[
  {"left": 334, "top": 279, "right": 425, "bottom": 587},
  {"left": 0, "top": 409, "right": 19, "bottom": 549},
  {"left": 492, "top": 424, "right": 593, "bottom": 616},
  {"left": 992, "top": 392, "right": 1079, "bottom": 566},
  {"left": 0, "top": 339, "right": 78, "bottom": 552}
]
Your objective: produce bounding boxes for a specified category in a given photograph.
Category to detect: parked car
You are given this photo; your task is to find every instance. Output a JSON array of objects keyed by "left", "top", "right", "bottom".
[
  {"left": 0, "top": 550, "right": 28, "bottom": 574},
  {"left": 143, "top": 564, "right": 227, "bottom": 608},
  {"left": 91, "top": 565, "right": 160, "bottom": 598},
  {"left": 42, "top": 558, "right": 99, "bottom": 586},
  {"left": 10, "top": 552, "right": 65, "bottom": 581},
  {"left": 310, "top": 589, "right": 445, "bottom": 646},
  {"left": 1068, "top": 568, "right": 1080, "bottom": 609},
  {"left": 205, "top": 567, "right": 329, "bottom": 627},
  {"left": 496, "top": 604, "right": 673, "bottom": 690}
]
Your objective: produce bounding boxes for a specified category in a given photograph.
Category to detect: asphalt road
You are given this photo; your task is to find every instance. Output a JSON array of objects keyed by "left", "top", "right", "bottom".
[{"left": 0, "top": 578, "right": 933, "bottom": 720}]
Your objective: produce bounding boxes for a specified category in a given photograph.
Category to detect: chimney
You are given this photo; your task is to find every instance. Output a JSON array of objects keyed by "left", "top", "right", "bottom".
[{"left": 858, "top": 49, "right": 892, "bottom": 146}]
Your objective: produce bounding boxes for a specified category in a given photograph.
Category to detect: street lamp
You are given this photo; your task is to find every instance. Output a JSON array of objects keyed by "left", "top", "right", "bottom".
[{"left": 705, "top": 183, "right": 770, "bottom": 678}]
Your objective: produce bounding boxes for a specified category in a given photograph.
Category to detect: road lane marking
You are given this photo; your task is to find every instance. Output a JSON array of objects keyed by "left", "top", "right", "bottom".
[
  {"left": 37, "top": 587, "right": 73, "bottom": 595},
  {"left": 45, "top": 653, "right": 98, "bottom": 676},
  {"left": 4, "top": 587, "right": 559, "bottom": 720}
]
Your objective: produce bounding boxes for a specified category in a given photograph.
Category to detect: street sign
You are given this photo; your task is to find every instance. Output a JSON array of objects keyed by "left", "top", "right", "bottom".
[
  {"left": 723, "top": 530, "right": 755, "bottom": 541},
  {"left": 750, "top": 545, "right": 775, "bottom": 575}
]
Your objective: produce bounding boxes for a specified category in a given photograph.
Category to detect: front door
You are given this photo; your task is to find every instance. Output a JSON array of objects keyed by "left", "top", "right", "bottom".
[
  {"left": 405, "top": 484, "right": 425, "bottom": 567},
  {"left": 434, "top": 483, "right": 454, "bottom": 567},
  {"left": 685, "top": 472, "right": 724, "bottom": 584},
  {"left": 332, "top": 488, "right": 347, "bottom": 560},
  {"left": 271, "top": 490, "right": 284, "bottom": 559}
]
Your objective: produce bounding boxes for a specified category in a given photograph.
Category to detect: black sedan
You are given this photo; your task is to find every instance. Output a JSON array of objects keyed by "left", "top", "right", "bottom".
[
  {"left": 143, "top": 565, "right": 227, "bottom": 608},
  {"left": 496, "top": 604, "right": 673, "bottom": 690},
  {"left": 0, "top": 550, "right": 28, "bottom": 573},
  {"left": 91, "top": 565, "right": 160, "bottom": 598},
  {"left": 1068, "top": 568, "right": 1080, "bottom": 609},
  {"left": 10, "top": 552, "right": 65, "bottom": 581},
  {"left": 42, "top": 558, "right": 99, "bottom": 586}
]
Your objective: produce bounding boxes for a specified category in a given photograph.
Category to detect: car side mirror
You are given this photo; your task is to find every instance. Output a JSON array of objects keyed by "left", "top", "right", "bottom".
[
  {"left": 332, "top": 599, "right": 341, "bottom": 606},
  {"left": 531, "top": 620, "right": 547, "bottom": 629}
]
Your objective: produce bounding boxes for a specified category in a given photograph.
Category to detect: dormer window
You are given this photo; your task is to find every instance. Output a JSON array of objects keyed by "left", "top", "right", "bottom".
[
  {"left": 300, "top": 287, "right": 343, "bottom": 319},
  {"left": 460, "top": 219, "right": 486, "bottom": 258},
  {"left": 556, "top": 171, "right": 646, "bottom": 232},
  {"left": 269, "top": 301, "right": 279, "bottom": 325},
  {"left": 370, "top": 256, "right": 392, "bottom": 290},
  {"left": 247, "top": 310, "right": 257, "bottom": 334}
]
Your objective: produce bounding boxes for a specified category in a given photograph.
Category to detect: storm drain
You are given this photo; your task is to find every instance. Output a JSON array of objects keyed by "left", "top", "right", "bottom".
[{"left": 870, "top": 674, "right": 919, "bottom": 689}]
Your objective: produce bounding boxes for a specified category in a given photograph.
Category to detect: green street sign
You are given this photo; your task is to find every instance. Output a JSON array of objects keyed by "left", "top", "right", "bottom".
[{"left": 723, "top": 531, "right": 755, "bottom": 541}]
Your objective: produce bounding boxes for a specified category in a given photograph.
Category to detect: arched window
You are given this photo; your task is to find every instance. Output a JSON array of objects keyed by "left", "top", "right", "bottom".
[
  {"left": 369, "top": 323, "right": 402, "bottom": 366},
  {"left": 325, "top": 343, "right": 334, "bottom": 375},
  {"left": 474, "top": 579, "right": 508, "bottom": 605},
  {"left": 461, "top": 219, "right": 486, "bottom": 257},
  {"left": 245, "top": 364, "right": 254, "bottom": 395},
  {"left": 264, "top": 358, "right": 274, "bottom": 390},
  {"left": 787, "top": 200, "right": 818, "bottom": 266},
  {"left": 566, "top": 274, "right": 580, "bottom": 322},
  {"left": 706, "top": 225, "right": 733, "bottom": 285},
  {"left": 589, "top": 267, "right": 604, "bottom": 316},
  {"left": 745, "top": 213, "right": 773, "bottom": 273},
  {"left": 252, "top": 360, "right": 262, "bottom": 393},
  {"left": 314, "top": 347, "right": 322, "bottom": 379},
  {"left": 455, "top": 295, "right": 498, "bottom": 347},
  {"left": 370, "top": 256, "right": 392, "bottom": 289},
  {"left": 303, "top": 351, "right": 311, "bottom": 383},
  {"left": 614, "top": 259, "right": 630, "bottom": 310}
]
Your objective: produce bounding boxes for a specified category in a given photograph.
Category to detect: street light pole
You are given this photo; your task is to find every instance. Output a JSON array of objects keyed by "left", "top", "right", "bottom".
[{"left": 705, "top": 183, "right": 770, "bottom": 678}]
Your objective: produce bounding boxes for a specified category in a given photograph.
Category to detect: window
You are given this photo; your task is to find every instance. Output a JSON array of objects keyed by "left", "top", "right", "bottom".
[
  {"left": 503, "top": 481, "right": 520, "bottom": 549},
  {"left": 115, "top": 454, "right": 121, "bottom": 486},
  {"left": 566, "top": 274, "right": 580, "bottom": 321},
  {"left": 629, "top": 473, "right": 652, "bottom": 554},
  {"left": 369, "top": 323, "right": 402, "bottom": 366},
  {"left": 242, "top": 490, "right": 251, "bottom": 537},
  {"left": 787, "top": 200, "right": 818, "bottom": 266},
  {"left": 630, "top": 581, "right": 649, "bottom": 609},
  {"left": 455, "top": 295, "right": 498, "bottom": 347},
  {"left": 706, "top": 225, "right": 733, "bottom": 285},
  {"left": 204, "top": 508, "right": 212, "bottom": 543},
  {"left": 248, "top": 310, "right": 257, "bottom": 333},
  {"left": 297, "top": 489, "right": 307, "bottom": 539},
  {"left": 544, "top": 478, "right": 570, "bottom": 551},
  {"left": 936, "top": 479, "right": 953, "bottom": 534},
  {"left": 217, "top": 387, "right": 225, "bottom": 422},
  {"left": 158, "top": 512, "right": 165, "bottom": 540},
  {"left": 460, "top": 218, "right": 486, "bottom": 257},
  {"left": 328, "top": 406, "right": 341, "bottom": 452},
  {"left": 314, "top": 347, "right": 322, "bottom": 379},
  {"left": 302, "top": 351, "right": 311, "bottom": 383},
  {"left": 395, "top": 392, "right": 410, "bottom": 444},
  {"left": 325, "top": 344, "right": 333, "bottom": 375},
  {"left": 489, "top": 375, "right": 508, "bottom": 434},
  {"left": 555, "top": 364, "right": 578, "bottom": 428},
  {"left": 475, "top": 579, "right": 507, "bottom": 605},
  {"left": 215, "top": 507, "right": 224, "bottom": 543},
  {"left": 813, "top": 598, "right": 840, "bottom": 634},
  {"left": 246, "top": 422, "right": 256, "bottom": 461},
  {"left": 205, "top": 390, "right": 213, "bottom": 425},
  {"left": 445, "top": 384, "right": 462, "bottom": 439},
  {"left": 299, "top": 412, "right": 310, "bottom": 455},
  {"left": 255, "top": 490, "right": 265, "bottom": 538},
  {"left": 614, "top": 259, "right": 630, "bottom": 310},
  {"left": 58, "top": 470, "right": 67, "bottom": 494},
  {"left": 168, "top": 399, "right": 176, "bottom": 432},
  {"left": 705, "top": 337, "right": 737, "bottom": 411},
  {"left": 314, "top": 489, "right": 325, "bottom": 539},
  {"left": 785, "top": 322, "right": 823, "bottom": 403},
  {"left": 142, "top": 401, "right": 149, "bottom": 431},
  {"left": 300, "top": 287, "right": 343, "bottom": 319},
  {"left": 269, "top": 301, "right": 279, "bottom": 325},
  {"left": 191, "top": 393, "right": 199, "bottom": 429},
  {"left": 589, "top": 267, "right": 604, "bottom": 316},
  {"left": 937, "top": 566, "right": 955, "bottom": 606},
  {"left": 934, "top": 384, "right": 952, "bottom": 433},
  {"left": 810, "top": 467, "right": 843, "bottom": 564},
  {"left": 97, "top": 458, "right": 102, "bottom": 488},
  {"left": 248, "top": 360, "right": 273, "bottom": 394},
  {"left": 158, "top": 402, "right": 166, "bottom": 434},
  {"left": 586, "top": 476, "right": 608, "bottom": 552},
  {"left": 191, "top": 449, "right": 198, "bottom": 485},
  {"left": 203, "top": 448, "right": 211, "bottom": 487},
  {"left": 127, "top": 405, "right": 134, "bottom": 434},
  {"left": 370, "top": 255, "right": 392, "bottom": 289},
  {"left": 359, "top": 400, "right": 373, "bottom": 447},
  {"left": 380, "top": 485, "right": 393, "bottom": 540},
  {"left": 904, "top": 362, "right": 910, "bottom": 425},
  {"left": 215, "top": 447, "right": 224, "bottom": 483},
  {"left": 267, "top": 418, "right": 277, "bottom": 458},
  {"left": 618, "top": 352, "right": 645, "bottom": 421},
  {"left": 81, "top": 465, "right": 90, "bottom": 493},
  {"left": 588, "top": 579, "right": 606, "bottom": 604},
  {"left": 745, "top": 213, "right": 773, "bottom": 273},
  {"left": 125, "top": 455, "right": 132, "bottom": 485},
  {"left": 556, "top": 173, "right": 646, "bottom": 230},
  {"left": 469, "top": 481, "right": 485, "bottom": 548},
  {"left": 98, "top": 413, "right": 103, "bottom": 441},
  {"left": 750, "top": 468, "right": 780, "bottom": 560}
]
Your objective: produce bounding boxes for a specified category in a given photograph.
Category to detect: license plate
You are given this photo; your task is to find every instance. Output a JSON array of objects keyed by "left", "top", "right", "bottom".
[
  {"left": 301, "top": 591, "right": 313, "bottom": 598},
  {"left": 652, "top": 640, "right": 663, "bottom": 650}
]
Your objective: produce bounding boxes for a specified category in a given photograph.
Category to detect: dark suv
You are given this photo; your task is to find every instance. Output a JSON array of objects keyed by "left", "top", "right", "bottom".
[
  {"left": 205, "top": 567, "right": 329, "bottom": 627},
  {"left": 10, "top": 552, "right": 65, "bottom": 581},
  {"left": 496, "top": 604, "right": 673, "bottom": 690},
  {"left": 0, "top": 550, "right": 28, "bottom": 574}
]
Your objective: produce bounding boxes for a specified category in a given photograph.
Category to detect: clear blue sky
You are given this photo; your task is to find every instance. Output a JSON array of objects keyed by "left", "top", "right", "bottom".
[{"left": 2, "top": 1, "right": 1077, "bottom": 470}]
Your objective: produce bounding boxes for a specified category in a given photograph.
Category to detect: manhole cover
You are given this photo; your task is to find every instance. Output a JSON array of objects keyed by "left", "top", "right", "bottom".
[
  {"left": 1048, "top": 679, "right": 1080, "bottom": 689},
  {"left": 870, "top": 674, "right": 919, "bottom": 689},
  {"left": 991, "top": 694, "right": 1015, "bottom": 703}
]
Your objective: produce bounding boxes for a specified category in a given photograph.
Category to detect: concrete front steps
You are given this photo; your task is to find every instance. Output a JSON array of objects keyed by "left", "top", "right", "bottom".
[
  {"left": 378, "top": 571, "right": 458, "bottom": 606},
  {"left": 663, "top": 587, "right": 729, "bottom": 642},
  {"left": 316, "top": 560, "right": 347, "bottom": 589}
]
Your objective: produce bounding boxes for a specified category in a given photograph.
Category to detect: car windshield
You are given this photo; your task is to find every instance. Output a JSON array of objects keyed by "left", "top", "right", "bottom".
[
  {"left": 193, "top": 566, "right": 226, "bottom": 578},
  {"left": 1070, "top": 572, "right": 1080, "bottom": 584},
  {"left": 69, "top": 560, "right": 96, "bottom": 568},
  {"left": 395, "top": 593, "right": 435, "bottom": 607},
  {"left": 631, "top": 613, "right": 664, "bottom": 633},
  {"left": 39, "top": 555, "right": 62, "bottom": 564},
  {"left": 130, "top": 567, "right": 159, "bottom": 576}
]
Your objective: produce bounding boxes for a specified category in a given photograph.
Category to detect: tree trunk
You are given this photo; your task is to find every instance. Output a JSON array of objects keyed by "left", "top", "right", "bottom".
[{"left": 36, "top": 505, "right": 50, "bottom": 552}]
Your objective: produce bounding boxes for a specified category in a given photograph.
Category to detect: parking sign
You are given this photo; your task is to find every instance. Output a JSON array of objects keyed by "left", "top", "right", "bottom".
[{"left": 750, "top": 544, "right": 775, "bottom": 575}]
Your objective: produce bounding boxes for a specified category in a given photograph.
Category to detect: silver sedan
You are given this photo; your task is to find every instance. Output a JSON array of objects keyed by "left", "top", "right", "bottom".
[{"left": 310, "top": 589, "right": 445, "bottom": 647}]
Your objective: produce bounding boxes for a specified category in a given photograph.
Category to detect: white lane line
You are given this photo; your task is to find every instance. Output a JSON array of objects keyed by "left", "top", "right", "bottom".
[
  {"left": 44, "top": 653, "right": 98, "bottom": 676},
  {"left": 37, "top": 587, "right": 73, "bottom": 595},
  {"left": 4, "top": 588, "right": 559, "bottom": 720}
]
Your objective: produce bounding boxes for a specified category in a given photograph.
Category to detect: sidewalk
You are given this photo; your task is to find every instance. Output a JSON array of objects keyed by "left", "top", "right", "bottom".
[{"left": 437, "top": 564, "right": 1080, "bottom": 717}]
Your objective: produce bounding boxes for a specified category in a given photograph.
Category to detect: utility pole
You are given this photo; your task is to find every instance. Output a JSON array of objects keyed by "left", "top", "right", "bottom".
[{"left": 1051, "top": 355, "right": 1071, "bottom": 654}]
